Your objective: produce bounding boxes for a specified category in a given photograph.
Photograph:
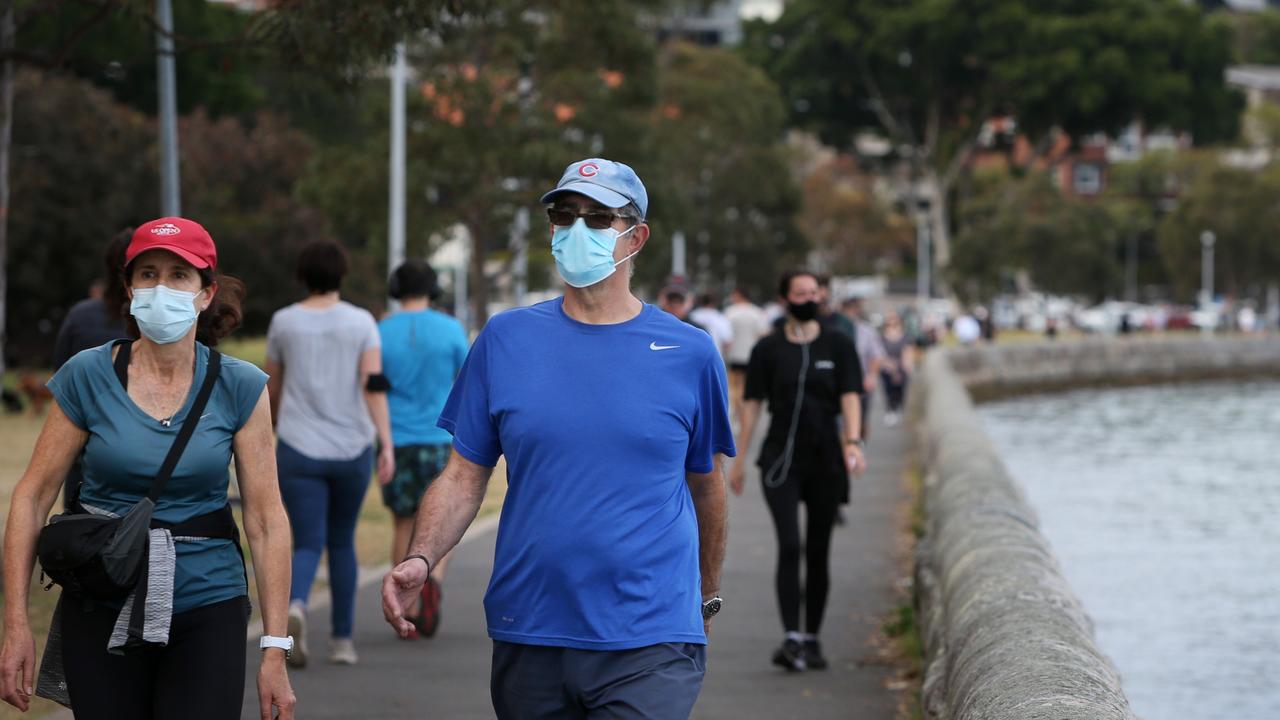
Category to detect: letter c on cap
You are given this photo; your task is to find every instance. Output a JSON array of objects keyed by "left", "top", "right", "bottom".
[{"left": 579, "top": 163, "right": 599, "bottom": 178}]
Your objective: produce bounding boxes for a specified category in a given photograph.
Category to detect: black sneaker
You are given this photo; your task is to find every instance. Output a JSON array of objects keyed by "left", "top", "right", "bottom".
[
  {"left": 772, "top": 638, "right": 806, "bottom": 672},
  {"left": 803, "top": 640, "right": 828, "bottom": 670}
]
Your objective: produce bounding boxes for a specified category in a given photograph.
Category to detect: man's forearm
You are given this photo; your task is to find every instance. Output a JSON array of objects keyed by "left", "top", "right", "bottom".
[
  {"left": 406, "top": 454, "right": 491, "bottom": 567},
  {"left": 689, "top": 459, "right": 728, "bottom": 598}
]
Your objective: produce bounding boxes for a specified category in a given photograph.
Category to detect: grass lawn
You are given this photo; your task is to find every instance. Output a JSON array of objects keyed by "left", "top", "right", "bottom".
[{"left": 0, "top": 337, "right": 506, "bottom": 719}]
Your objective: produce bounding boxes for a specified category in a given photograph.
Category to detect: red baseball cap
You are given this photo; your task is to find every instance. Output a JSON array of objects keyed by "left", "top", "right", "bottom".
[{"left": 126, "top": 217, "right": 217, "bottom": 270}]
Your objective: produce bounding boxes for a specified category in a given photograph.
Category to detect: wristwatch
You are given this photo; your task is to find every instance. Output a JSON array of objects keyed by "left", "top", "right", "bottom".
[
  {"left": 701, "top": 596, "right": 723, "bottom": 620},
  {"left": 259, "top": 635, "right": 294, "bottom": 659}
]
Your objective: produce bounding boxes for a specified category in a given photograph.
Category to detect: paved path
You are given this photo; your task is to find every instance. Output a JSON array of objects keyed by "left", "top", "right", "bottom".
[{"left": 242, "top": 411, "right": 910, "bottom": 719}]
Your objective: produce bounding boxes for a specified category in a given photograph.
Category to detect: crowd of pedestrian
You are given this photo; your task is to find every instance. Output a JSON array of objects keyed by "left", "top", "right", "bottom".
[{"left": 2, "top": 156, "right": 922, "bottom": 720}]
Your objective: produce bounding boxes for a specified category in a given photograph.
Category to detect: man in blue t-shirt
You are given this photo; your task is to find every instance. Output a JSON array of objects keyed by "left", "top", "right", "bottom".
[
  {"left": 378, "top": 259, "right": 468, "bottom": 638},
  {"left": 381, "top": 158, "right": 735, "bottom": 718}
]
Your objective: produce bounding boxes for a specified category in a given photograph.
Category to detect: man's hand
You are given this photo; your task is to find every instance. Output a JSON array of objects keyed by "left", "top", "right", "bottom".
[{"left": 382, "top": 558, "right": 429, "bottom": 638}]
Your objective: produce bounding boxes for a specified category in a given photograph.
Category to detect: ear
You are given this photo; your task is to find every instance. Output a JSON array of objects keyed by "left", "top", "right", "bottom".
[
  {"left": 626, "top": 222, "right": 650, "bottom": 255},
  {"left": 201, "top": 281, "right": 219, "bottom": 312}
]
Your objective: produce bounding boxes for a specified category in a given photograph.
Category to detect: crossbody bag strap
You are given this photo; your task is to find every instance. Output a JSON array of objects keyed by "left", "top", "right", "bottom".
[
  {"left": 112, "top": 339, "right": 132, "bottom": 390},
  {"left": 146, "top": 349, "right": 222, "bottom": 503}
]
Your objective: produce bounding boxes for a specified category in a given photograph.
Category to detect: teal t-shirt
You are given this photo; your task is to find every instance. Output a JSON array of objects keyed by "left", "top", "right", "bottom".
[
  {"left": 47, "top": 341, "right": 268, "bottom": 614},
  {"left": 378, "top": 309, "right": 469, "bottom": 447}
]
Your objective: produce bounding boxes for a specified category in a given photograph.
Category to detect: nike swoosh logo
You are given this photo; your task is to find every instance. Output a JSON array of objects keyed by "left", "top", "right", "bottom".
[
  {"left": 200, "top": 413, "right": 213, "bottom": 420},
  {"left": 650, "top": 342, "right": 680, "bottom": 351}
]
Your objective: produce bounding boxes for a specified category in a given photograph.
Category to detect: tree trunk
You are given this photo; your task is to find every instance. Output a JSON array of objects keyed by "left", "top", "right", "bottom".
[
  {"left": 929, "top": 184, "right": 952, "bottom": 298},
  {"left": 466, "top": 218, "right": 489, "bottom": 330},
  {"left": 0, "top": 1, "right": 14, "bottom": 381}
]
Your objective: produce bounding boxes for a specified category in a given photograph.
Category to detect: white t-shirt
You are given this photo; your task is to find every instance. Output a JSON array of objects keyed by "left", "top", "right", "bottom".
[
  {"left": 689, "top": 307, "right": 734, "bottom": 354},
  {"left": 723, "top": 302, "right": 769, "bottom": 365},
  {"left": 953, "top": 315, "right": 981, "bottom": 345},
  {"left": 267, "top": 301, "right": 380, "bottom": 460}
]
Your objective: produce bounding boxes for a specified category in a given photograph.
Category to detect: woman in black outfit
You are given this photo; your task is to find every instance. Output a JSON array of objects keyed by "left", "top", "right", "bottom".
[{"left": 730, "top": 270, "right": 866, "bottom": 671}]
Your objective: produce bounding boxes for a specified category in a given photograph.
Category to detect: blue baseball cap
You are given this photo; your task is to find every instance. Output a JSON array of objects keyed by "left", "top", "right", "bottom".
[{"left": 540, "top": 158, "right": 649, "bottom": 219}]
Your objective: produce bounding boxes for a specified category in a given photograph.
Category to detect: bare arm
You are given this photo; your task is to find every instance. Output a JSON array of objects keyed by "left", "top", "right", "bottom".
[
  {"left": 729, "top": 399, "right": 762, "bottom": 495},
  {"left": 264, "top": 360, "right": 283, "bottom": 427},
  {"left": 687, "top": 456, "right": 729, "bottom": 623},
  {"left": 359, "top": 348, "right": 395, "bottom": 484},
  {"left": 233, "top": 389, "right": 296, "bottom": 719},
  {"left": 382, "top": 450, "right": 493, "bottom": 636},
  {"left": 2, "top": 402, "right": 86, "bottom": 711},
  {"left": 840, "top": 391, "right": 866, "bottom": 475}
]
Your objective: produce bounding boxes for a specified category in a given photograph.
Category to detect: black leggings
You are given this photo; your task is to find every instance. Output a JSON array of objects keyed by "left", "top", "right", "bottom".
[
  {"left": 763, "top": 475, "right": 840, "bottom": 634},
  {"left": 60, "top": 595, "right": 250, "bottom": 720}
]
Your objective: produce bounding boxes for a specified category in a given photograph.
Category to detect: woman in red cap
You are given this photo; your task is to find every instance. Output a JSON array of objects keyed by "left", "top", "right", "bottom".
[{"left": 0, "top": 217, "right": 296, "bottom": 719}]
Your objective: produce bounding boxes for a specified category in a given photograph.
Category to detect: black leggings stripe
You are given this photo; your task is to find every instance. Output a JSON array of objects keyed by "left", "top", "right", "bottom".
[
  {"left": 763, "top": 475, "right": 839, "bottom": 634},
  {"left": 59, "top": 594, "right": 250, "bottom": 720}
]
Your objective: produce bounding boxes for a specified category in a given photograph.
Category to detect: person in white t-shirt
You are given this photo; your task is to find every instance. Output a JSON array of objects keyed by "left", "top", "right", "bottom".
[
  {"left": 689, "top": 293, "right": 734, "bottom": 359},
  {"left": 723, "top": 288, "right": 770, "bottom": 422}
]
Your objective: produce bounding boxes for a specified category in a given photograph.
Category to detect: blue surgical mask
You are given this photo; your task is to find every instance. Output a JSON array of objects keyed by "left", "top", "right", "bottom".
[
  {"left": 551, "top": 218, "right": 638, "bottom": 288},
  {"left": 130, "top": 285, "right": 202, "bottom": 344}
]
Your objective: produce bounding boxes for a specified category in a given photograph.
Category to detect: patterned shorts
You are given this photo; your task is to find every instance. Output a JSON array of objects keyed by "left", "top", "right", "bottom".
[{"left": 381, "top": 443, "right": 451, "bottom": 518}]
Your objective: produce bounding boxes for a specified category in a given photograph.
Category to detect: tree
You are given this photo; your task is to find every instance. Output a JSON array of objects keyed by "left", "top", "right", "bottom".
[
  {"left": 0, "top": 0, "right": 465, "bottom": 374},
  {"left": 794, "top": 153, "right": 913, "bottom": 276},
  {"left": 744, "top": 0, "right": 1243, "bottom": 293},
  {"left": 641, "top": 42, "right": 803, "bottom": 299}
]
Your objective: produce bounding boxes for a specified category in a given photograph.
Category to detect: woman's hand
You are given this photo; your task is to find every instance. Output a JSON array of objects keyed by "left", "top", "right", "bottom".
[
  {"left": 257, "top": 652, "right": 295, "bottom": 720},
  {"left": 0, "top": 621, "right": 36, "bottom": 712},
  {"left": 377, "top": 444, "right": 396, "bottom": 486},
  {"left": 728, "top": 462, "right": 746, "bottom": 496},
  {"left": 845, "top": 444, "right": 867, "bottom": 476}
]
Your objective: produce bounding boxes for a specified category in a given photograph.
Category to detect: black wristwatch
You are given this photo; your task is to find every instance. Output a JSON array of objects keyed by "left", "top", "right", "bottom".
[{"left": 701, "top": 596, "right": 722, "bottom": 620}]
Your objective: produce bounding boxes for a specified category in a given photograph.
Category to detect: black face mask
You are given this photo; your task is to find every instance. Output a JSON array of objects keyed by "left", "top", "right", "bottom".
[{"left": 788, "top": 300, "right": 819, "bottom": 322}]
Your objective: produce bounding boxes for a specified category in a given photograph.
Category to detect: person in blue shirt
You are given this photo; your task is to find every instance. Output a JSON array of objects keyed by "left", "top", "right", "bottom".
[
  {"left": 381, "top": 159, "right": 735, "bottom": 719},
  {"left": 0, "top": 217, "right": 295, "bottom": 719},
  {"left": 377, "top": 259, "right": 468, "bottom": 638}
]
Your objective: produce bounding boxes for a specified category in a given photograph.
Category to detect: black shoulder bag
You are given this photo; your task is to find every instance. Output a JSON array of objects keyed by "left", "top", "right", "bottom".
[{"left": 36, "top": 343, "right": 222, "bottom": 600}]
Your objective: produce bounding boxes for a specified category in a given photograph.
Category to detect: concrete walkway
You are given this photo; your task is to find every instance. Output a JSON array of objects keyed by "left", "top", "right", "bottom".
[{"left": 242, "top": 412, "right": 910, "bottom": 719}]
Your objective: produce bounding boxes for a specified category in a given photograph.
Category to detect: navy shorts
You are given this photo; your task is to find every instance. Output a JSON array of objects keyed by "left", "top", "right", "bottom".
[{"left": 491, "top": 640, "right": 707, "bottom": 719}]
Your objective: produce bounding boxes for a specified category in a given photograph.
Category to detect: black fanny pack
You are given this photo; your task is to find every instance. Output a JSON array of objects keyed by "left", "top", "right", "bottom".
[{"left": 36, "top": 343, "right": 222, "bottom": 600}]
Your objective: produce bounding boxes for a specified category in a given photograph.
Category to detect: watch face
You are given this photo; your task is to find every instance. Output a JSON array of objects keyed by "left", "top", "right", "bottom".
[{"left": 702, "top": 598, "right": 722, "bottom": 619}]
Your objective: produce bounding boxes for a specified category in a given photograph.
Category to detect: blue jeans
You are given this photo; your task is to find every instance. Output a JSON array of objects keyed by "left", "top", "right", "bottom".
[
  {"left": 276, "top": 440, "right": 373, "bottom": 638},
  {"left": 491, "top": 641, "right": 706, "bottom": 719}
]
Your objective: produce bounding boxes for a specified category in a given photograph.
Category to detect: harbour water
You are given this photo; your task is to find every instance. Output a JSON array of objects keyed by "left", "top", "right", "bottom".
[{"left": 979, "top": 380, "right": 1280, "bottom": 720}]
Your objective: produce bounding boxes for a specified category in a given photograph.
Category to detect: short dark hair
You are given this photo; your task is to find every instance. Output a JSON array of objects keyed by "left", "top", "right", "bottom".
[
  {"left": 297, "top": 240, "right": 349, "bottom": 293},
  {"left": 777, "top": 269, "right": 819, "bottom": 298},
  {"left": 389, "top": 259, "right": 441, "bottom": 301}
]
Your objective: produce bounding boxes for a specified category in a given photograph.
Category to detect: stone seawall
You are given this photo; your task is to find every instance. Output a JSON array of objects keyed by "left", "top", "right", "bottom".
[
  {"left": 948, "top": 335, "right": 1280, "bottom": 401},
  {"left": 914, "top": 336, "right": 1280, "bottom": 719}
]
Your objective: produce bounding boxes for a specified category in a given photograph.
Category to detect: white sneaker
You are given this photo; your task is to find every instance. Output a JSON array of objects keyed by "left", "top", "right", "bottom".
[
  {"left": 287, "top": 601, "right": 308, "bottom": 668},
  {"left": 885, "top": 411, "right": 900, "bottom": 427},
  {"left": 329, "top": 637, "right": 358, "bottom": 665}
]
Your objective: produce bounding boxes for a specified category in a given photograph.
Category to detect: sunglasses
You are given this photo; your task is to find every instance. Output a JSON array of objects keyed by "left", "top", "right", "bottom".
[{"left": 547, "top": 207, "right": 634, "bottom": 230}]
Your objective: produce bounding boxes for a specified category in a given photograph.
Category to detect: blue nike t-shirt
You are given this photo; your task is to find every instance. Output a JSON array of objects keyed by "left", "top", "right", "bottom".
[
  {"left": 47, "top": 341, "right": 267, "bottom": 614},
  {"left": 379, "top": 308, "right": 469, "bottom": 447},
  {"left": 438, "top": 297, "right": 736, "bottom": 650}
]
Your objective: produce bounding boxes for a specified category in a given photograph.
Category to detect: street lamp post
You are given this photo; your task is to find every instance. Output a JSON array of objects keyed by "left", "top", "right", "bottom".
[
  {"left": 155, "top": 0, "right": 180, "bottom": 215},
  {"left": 1200, "top": 230, "right": 1215, "bottom": 334}
]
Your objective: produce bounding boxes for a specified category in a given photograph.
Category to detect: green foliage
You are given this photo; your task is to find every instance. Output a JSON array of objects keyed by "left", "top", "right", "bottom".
[
  {"left": 746, "top": 0, "right": 1242, "bottom": 152},
  {"left": 5, "top": 70, "right": 326, "bottom": 363},
  {"left": 15, "top": 0, "right": 264, "bottom": 117},
  {"left": 7, "top": 70, "right": 156, "bottom": 361},
  {"left": 641, "top": 42, "right": 802, "bottom": 298},
  {"left": 951, "top": 170, "right": 1126, "bottom": 302},
  {"left": 1157, "top": 158, "right": 1280, "bottom": 300}
]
